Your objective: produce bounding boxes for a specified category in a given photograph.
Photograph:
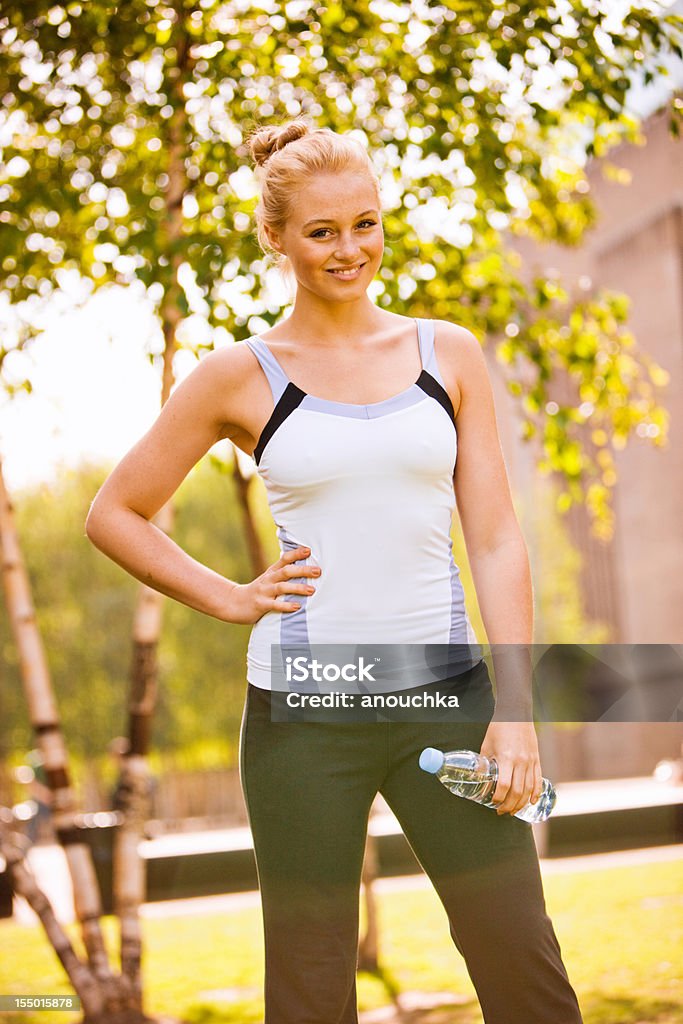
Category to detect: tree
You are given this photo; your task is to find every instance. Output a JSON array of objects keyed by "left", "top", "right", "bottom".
[
  {"left": 0, "top": 458, "right": 255, "bottom": 762},
  {"left": 0, "top": 458, "right": 152, "bottom": 1024},
  {"left": 1, "top": 0, "right": 681, "bottom": 531}
]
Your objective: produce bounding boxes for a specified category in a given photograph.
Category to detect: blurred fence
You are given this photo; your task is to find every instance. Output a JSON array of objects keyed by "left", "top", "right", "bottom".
[
  {"left": 78, "top": 763, "right": 250, "bottom": 829},
  {"left": 5, "top": 723, "right": 682, "bottom": 833},
  {"left": 150, "top": 767, "right": 249, "bottom": 827}
]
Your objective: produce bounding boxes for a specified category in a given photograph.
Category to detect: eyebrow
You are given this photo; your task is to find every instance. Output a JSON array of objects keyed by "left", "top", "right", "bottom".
[{"left": 302, "top": 209, "right": 378, "bottom": 228}]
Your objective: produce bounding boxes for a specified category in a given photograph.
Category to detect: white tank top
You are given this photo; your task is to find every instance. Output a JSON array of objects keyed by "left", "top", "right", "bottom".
[{"left": 243, "top": 317, "right": 482, "bottom": 690}]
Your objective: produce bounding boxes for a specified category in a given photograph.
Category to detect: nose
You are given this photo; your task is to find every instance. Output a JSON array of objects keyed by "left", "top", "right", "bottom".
[{"left": 333, "top": 232, "right": 362, "bottom": 261}]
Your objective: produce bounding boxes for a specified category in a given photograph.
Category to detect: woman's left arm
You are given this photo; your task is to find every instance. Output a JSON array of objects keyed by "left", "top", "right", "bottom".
[{"left": 436, "top": 321, "right": 543, "bottom": 816}]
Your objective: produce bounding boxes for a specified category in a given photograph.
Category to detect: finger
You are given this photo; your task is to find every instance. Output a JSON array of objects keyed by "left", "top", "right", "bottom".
[
  {"left": 510, "top": 762, "right": 539, "bottom": 815},
  {"left": 510, "top": 763, "right": 536, "bottom": 815},
  {"left": 498, "top": 763, "right": 531, "bottom": 815},
  {"left": 530, "top": 767, "right": 544, "bottom": 804},
  {"left": 495, "top": 763, "right": 529, "bottom": 815},
  {"left": 271, "top": 597, "right": 302, "bottom": 613},
  {"left": 273, "top": 580, "right": 316, "bottom": 597},
  {"left": 490, "top": 761, "right": 512, "bottom": 808},
  {"left": 280, "top": 563, "right": 321, "bottom": 580},
  {"left": 274, "top": 546, "right": 311, "bottom": 569},
  {"left": 514, "top": 762, "right": 542, "bottom": 810}
]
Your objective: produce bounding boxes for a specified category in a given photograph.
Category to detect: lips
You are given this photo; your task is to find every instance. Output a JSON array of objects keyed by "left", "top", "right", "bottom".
[{"left": 326, "top": 263, "right": 367, "bottom": 277}]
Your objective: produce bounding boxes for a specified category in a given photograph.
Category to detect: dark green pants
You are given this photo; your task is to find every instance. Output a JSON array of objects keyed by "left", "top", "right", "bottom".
[{"left": 239, "top": 662, "right": 583, "bottom": 1024}]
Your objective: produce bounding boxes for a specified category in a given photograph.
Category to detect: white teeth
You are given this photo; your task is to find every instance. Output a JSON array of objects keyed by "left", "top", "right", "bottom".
[{"left": 329, "top": 265, "right": 362, "bottom": 276}]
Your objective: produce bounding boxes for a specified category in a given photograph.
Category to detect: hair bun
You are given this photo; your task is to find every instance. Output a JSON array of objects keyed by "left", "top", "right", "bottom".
[{"left": 248, "top": 120, "right": 312, "bottom": 167}]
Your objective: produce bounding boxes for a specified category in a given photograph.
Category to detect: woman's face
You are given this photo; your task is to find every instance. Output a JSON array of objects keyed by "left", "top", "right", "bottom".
[{"left": 265, "top": 170, "right": 384, "bottom": 300}]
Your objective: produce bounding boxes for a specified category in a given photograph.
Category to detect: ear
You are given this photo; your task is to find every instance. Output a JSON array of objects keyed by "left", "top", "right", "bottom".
[{"left": 264, "top": 223, "right": 284, "bottom": 254}]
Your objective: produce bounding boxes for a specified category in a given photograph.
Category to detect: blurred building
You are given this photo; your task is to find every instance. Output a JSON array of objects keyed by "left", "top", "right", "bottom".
[{"left": 488, "top": 101, "right": 683, "bottom": 778}]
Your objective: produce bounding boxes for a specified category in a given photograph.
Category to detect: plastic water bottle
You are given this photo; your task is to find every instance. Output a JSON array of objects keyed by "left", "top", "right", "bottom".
[{"left": 419, "top": 747, "right": 556, "bottom": 823}]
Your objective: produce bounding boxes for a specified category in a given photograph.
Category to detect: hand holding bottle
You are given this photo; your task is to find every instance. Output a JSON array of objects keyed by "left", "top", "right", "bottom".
[
  {"left": 419, "top": 745, "right": 556, "bottom": 824},
  {"left": 479, "top": 720, "right": 543, "bottom": 815}
]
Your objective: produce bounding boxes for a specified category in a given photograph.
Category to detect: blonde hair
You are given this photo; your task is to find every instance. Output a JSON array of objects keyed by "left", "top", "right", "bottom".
[{"left": 245, "top": 117, "right": 381, "bottom": 289}]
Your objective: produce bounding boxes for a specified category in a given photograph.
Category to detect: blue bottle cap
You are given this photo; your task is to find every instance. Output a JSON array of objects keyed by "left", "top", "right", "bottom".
[{"left": 419, "top": 747, "right": 445, "bottom": 774}]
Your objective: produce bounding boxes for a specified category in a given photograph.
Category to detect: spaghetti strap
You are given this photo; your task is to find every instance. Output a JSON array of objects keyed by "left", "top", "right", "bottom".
[
  {"left": 416, "top": 317, "right": 446, "bottom": 387},
  {"left": 244, "top": 336, "right": 291, "bottom": 405}
]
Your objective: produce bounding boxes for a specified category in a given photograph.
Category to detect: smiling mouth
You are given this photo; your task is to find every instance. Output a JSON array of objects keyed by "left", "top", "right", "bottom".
[{"left": 326, "top": 263, "right": 367, "bottom": 277}]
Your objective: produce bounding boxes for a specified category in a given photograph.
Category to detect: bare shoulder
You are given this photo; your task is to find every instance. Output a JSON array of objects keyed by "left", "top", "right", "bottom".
[
  {"left": 173, "top": 340, "right": 268, "bottom": 440},
  {"left": 85, "top": 340, "right": 269, "bottom": 525},
  {"left": 432, "top": 319, "right": 487, "bottom": 417},
  {"left": 180, "top": 339, "right": 258, "bottom": 393}
]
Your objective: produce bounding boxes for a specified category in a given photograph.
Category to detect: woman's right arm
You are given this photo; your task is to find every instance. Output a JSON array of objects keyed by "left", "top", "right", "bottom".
[{"left": 84, "top": 345, "right": 318, "bottom": 624}]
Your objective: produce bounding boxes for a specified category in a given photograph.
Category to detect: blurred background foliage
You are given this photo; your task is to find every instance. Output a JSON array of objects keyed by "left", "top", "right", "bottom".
[
  {"left": 0, "top": 457, "right": 251, "bottom": 768},
  {"left": 1, "top": 0, "right": 682, "bottom": 530}
]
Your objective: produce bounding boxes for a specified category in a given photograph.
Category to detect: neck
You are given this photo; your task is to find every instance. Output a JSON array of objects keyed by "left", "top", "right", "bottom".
[{"left": 281, "top": 288, "right": 386, "bottom": 346}]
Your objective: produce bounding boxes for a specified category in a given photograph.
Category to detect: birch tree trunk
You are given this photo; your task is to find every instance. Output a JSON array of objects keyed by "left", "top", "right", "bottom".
[
  {"left": 231, "top": 449, "right": 268, "bottom": 576},
  {"left": 357, "top": 809, "right": 401, "bottom": 1010},
  {"left": 0, "top": 459, "right": 163, "bottom": 1023},
  {"left": 358, "top": 803, "right": 386, "bottom": 989},
  {"left": 358, "top": 823, "right": 380, "bottom": 972},
  {"left": 112, "top": 28, "right": 187, "bottom": 1003},
  {"left": 0, "top": 822, "right": 105, "bottom": 1020}
]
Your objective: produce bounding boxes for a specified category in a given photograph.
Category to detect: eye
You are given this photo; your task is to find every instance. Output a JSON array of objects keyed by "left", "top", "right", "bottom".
[{"left": 309, "top": 220, "right": 377, "bottom": 239}]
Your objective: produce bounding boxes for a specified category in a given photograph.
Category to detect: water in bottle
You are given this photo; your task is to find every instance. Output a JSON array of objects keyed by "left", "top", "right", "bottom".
[{"left": 419, "top": 747, "right": 556, "bottom": 823}]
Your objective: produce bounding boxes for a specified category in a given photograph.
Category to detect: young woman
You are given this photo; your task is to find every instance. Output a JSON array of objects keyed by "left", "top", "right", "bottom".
[{"left": 85, "top": 119, "right": 583, "bottom": 1024}]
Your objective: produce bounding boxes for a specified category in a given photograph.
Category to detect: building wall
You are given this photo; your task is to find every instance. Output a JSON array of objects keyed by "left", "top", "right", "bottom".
[
  {"left": 500, "top": 104, "right": 683, "bottom": 643},
  {"left": 483, "top": 105, "right": 683, "bottom": 777}
]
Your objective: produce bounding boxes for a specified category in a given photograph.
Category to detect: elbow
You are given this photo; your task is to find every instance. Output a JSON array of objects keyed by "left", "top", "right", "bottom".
[
  {"left": 84, "top": 502, "right": 103, "bottom": 546},
  {"left": 85, "top": 496, "right": 147, "bottom": 551},
  {"left": 84, "top": 497, "right": 115, "bottom": 549}
]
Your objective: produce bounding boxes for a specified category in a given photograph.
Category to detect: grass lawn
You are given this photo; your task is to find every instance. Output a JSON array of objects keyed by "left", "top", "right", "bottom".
[{"left": 0, "top": 857, "right": 681, "bottom": 1023}]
